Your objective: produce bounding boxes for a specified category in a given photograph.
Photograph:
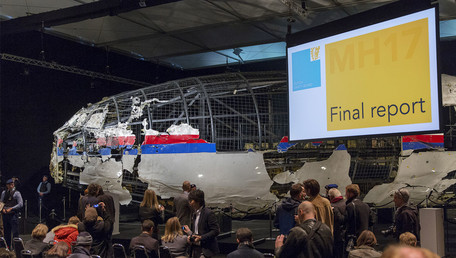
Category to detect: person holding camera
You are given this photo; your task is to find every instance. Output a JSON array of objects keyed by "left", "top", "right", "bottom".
[
  {"left": 345, "top": 184, "right": 370, "bottom": 252},
  {"left": 392, "top": 188, "right": 419, "bottom": 240},
  {"left": 183, "top": 189, "right": 219, "bottom": 258},
  {"left": 1, "top": 178, "right": 23, "bottom": 248}
]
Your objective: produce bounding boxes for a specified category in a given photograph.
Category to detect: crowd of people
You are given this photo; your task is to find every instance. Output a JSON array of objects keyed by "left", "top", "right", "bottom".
[{"left": 0, "top": 177, "right": 440, "bottom": 258}]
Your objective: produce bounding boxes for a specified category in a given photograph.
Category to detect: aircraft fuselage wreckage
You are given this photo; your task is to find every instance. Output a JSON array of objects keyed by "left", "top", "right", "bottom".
[{"left": 50, "top": 72, "right": 456, "bottom": 210}]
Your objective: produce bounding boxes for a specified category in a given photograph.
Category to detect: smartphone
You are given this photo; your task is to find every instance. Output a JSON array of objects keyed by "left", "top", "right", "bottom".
[
  {"left": 182, "top": 226, "right": 185, "bottom": 230},
  {"left": 93, "top": 204, "right": 99, "bottom": 208}
]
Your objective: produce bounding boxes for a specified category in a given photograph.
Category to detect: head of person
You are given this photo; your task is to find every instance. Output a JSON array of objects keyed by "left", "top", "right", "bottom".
[
  {"left": 97, "top": 185, "right": 105, "bottom": 196},
  {"left": 394, "top": 188, "right": 410, "bottom": 207},
  {"left": 182, "top": 181, "right": 191, "bottom": 192},
  {"left": 345, "top": 184, "right": 361, "bottom": 199},
  {"left": 290, "top": 183, "right": 304, "bottom": 201},
  {"left": 190, "top": 184, "right": 197, "bottom": 191},
  {"left": 141, "top": 189, "right": 159, "bottom": 210},
  {"left": 356, "top": 230, "right": 377, "bottom": 247},
  {"left": 46, "top": 241, "right": 69, "bottom": 258},
  {"left": 42, "top": 175, "right": 48, "bottom": 182},
  {"left": 142, "top": 219, "right": 155, "bottom": 235},
  {"left": 68, "top": 216, "right": 80, "bottom": 225},
  {"left": 162, "top": 217, "right": 183, "bottom": 242},
  {"left": 382, "top": 245, "right": 440, "bottom": 258},
  {"left": 188, "top": 189, "right": 205, "bottom": 210},
  {"left": 302, "top": 179, "right": 320, "bottom": 198},
  {"left": 84, "top": 207, "right": 98, "bottom": 223},
  {"left": 296, "top": 201, "right": 315, "bottom": 223},
  {"left": 76, "top": 232, "right": 93, "bottom": 249},
  {"left": 236, "top": 228, "right": 254, "bottom": 244},
  {"left": 87, "top": 183, "right": 99, "bottom": 197},
  {"left": 31, "top": 224, "right": 48, "bottom": 241},
  {"left": 328, "top": 188, "right": 342, "bottom": 201},
  {"left": 399, "top": 232, "right": 417, "bottom": 247},
  {"left": 325, "top": 184, "right": 338, "bottom": 195},
  {"left": 5, "top": 179, "right": 14, "bottom": 190}
]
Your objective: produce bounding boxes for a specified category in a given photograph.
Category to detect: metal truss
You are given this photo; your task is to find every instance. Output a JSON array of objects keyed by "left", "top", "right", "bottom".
[{"left": 1, "top": 53, "right": 151, "bottom": 88}]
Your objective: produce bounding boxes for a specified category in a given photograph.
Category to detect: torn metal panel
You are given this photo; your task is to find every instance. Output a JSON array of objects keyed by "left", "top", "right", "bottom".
[
  {"left": 137, "top": 152, "right": 276, "bottom": 208},
  {"left": 442, "top": 74, "right": 456, "bottom": 106},
  {"left": 273, "top": 146, "right": 352, "bottom": 196},
  {"left": 80, "top": 157, "right": 132, "bottom": 205},
  {"left": 364, "top": 151, "right": 456, "bottom": 207}
]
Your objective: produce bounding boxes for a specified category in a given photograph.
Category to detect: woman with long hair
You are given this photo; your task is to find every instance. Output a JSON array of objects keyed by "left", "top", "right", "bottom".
[
  {"left": 161, "top": 217, "right": 188, "bottom": 258},
  {"left": 139, "top": 189, "right": 164, "bottom": 240}
]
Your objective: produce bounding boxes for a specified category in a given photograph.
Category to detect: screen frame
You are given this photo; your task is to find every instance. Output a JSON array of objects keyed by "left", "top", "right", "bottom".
[{"left": 286, "top": 0, "right": 442, "bottom": 143}]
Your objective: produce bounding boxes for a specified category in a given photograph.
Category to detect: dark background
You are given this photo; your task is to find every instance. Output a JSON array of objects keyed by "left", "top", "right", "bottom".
[{"left": 1, "top": 30, "right": 455, "bottom": 217}]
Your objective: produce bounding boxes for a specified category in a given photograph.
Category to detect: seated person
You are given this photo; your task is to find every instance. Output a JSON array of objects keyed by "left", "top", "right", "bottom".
[
  {"left": 130, "top": 220, "right": 159, "bottom": 258},
  {"left": 399, "top": 232, "right": 417, "bottom": 247},
  {"left": 45, "top": 241, "right": 69, "bottom": 258},
  {"left": 161, "top": 217, "right": 188, "bottom": 257},
  {"left": 227, "top": 228, "right": 263, "bottom": 258},
  {"left": 68, "top": 232, "right": 92, "bottom": 258},
  {"left": 348, "top": 230, "right": 381, "bottom": 258},
  {"left": 25, "top": 224, "right": 50, "bottom": 258}
]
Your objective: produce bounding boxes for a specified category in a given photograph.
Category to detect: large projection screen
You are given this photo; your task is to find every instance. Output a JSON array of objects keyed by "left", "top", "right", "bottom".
[{"left": 288, "top": 7, "right": 440, "bottom": 142}]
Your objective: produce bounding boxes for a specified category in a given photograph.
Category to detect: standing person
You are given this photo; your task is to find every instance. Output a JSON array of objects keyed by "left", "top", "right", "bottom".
[
  {"left": 77, "top": 184, "right": 99, "bottom": 220},
  {"left": 227, "top": 228, "right": 263, "bottom": 258},
  {"left": 183, "top": 189, "right": 220, "bottom": 258},
  {"left": 96, "top": 186, "right": 115, "bottom": 237},
  {"left": 161, "top": 217, "right": 189, "bottom": 257},
  {"left": 275, "top": 201, "right": 333, "bottom": 258},
  {"left": 173, "top": 181, "right": 192, "bottom": 227},
  {"left": 348, "top": 230, "right": 381, "bottom": 258},
  {"left": 130, "top": 220, "right": 159, "bottom": 258},
  {"left": 139, "top": 189, "right": 165, "bottom": 240},
  {"left": 37, "top": 175, "right": 52, "bottom": 220},
  {"left": 274, "top": 184, "right": 304, "bottom": 235},
  {"left": 1, "top": 179, "right": 23, "bottom": 248},
  {"left": 393, "top": 188, "right": 420, "bottom": 240},
  {"left": 24, "top": 224, "right": 50, "bottom": 258},
  {"left": 302, "top": 179, "right": 334, "bottom": 232},
  {"left": 328, "top": 188, "right": 346, "bottom": 258},
  {"left": 345, "top": 184, "right": 371, "bottom": 250},
  {"left": 78, "top": 206, "right": 112, "bottom": 258}
]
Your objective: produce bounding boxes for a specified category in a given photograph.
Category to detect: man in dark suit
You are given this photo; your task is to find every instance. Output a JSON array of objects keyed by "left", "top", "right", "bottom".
[
  {"left": 173, "top": 181, "right": 192, "bottom": 226},
  {"left": 183, "top": 189, "right": 219, "bottom": 258},
  {"left": 227, "top": 228, "right": 263, "bottom": 258},
  {"left": 130, "top": 220, "right": 159, "bottom": 258}
]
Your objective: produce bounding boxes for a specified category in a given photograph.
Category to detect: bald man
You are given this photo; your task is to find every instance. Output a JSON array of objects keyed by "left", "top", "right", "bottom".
[
  {"left": 173, "top": 181, "right": 192, "bottom": 226},
  {"left": 275, "top": 201, "right": 333, "bottom": 258}
]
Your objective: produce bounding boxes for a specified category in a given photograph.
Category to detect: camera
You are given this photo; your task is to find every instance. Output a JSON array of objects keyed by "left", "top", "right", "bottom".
[
  {"left": 381, "top": 225, "right": 396, "bottom": 237},
  {"left": 189, "top": 235, "right": 196, "bottom": 242}
]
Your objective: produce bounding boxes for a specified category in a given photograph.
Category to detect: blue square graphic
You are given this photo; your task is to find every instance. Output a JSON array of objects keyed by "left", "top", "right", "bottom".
[{"left": 292, "top": 49, "right": 321, "bottom": 91}]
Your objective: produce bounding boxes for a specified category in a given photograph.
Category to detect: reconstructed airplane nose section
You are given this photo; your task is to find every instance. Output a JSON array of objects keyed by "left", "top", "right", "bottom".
[{"left": 50, "top": 72, "right": 288, "bottom": 207}]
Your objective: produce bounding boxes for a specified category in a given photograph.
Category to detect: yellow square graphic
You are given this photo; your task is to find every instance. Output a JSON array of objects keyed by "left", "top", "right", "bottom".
[{"left": 326, "top": 18, "right": 432, "bottom": 131}]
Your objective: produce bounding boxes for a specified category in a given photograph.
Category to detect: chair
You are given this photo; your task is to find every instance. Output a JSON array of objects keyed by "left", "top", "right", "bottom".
[
  {"left": 21, "top": 250, "right": 34, "bottom": 258},
  {"left": 12, "top": 237, "right": 24, "bottom": 258},
  {"left": 159, "top": 246, "right": 172, "bottom": 258},
  {"left": 0, "top": 237, "right": 8, "bottom": 250},
  {"left": 112, "top": 243, "right": 127, "bottom": 258},
  {"left": 263, "top": 253, "right": 275, "bottom": 258},
  {"left": 132, "top": 245, "right": 149, "bottom": 258}
]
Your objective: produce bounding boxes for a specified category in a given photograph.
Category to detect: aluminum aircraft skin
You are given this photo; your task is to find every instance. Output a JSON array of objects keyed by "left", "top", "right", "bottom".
[{"left": 50, "top": 73, "right": 456, "bottom": 209}]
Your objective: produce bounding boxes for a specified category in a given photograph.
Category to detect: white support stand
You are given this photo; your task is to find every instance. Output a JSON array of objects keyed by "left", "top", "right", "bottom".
[
  {"left": 419, "top": 208, "right": 445, "bottom": 257},
  {"left": 107, "top": 192, "right": 120, "bottom": 235}
]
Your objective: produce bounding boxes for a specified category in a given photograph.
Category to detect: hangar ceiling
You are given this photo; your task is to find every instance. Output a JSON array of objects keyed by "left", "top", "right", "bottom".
[{"left": 1, "top": 0, "right": 455, "bottom": 69}]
